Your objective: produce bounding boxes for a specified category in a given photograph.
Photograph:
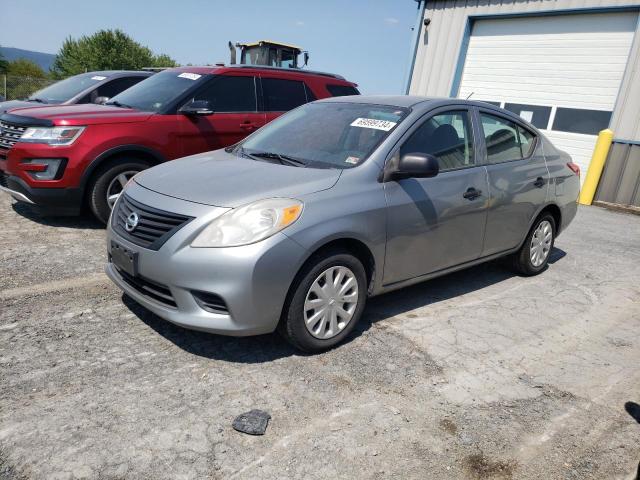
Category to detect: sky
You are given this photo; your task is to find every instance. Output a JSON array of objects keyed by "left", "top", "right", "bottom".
[{"left": 1, "top": 0, "right": 420, "bottom": 95}]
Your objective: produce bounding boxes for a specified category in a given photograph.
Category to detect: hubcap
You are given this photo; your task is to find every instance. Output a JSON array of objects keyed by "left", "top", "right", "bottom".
[
  {"left": 106, "top": 171, "right": 138, "bottom": 209},
  {"left": 304, "top": 266, "right": 358, "bottom": 340},
  {"left": 530, "top": 220, "right": 553, "bottom": 267}
]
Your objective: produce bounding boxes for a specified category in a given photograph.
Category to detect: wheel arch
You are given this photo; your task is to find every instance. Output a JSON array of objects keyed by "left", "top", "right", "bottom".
[{"left": 80, "top": 145, "right": 167, "bottom": 197}]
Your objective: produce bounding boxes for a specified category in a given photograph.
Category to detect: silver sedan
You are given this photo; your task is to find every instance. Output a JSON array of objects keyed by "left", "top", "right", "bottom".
[{"left": 106, "top": 96, "right": 580, "bottom": 352}]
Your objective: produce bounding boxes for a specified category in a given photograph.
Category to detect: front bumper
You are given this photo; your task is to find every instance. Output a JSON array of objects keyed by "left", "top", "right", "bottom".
[
  {"left": 0, "top": 171, "right": 82, "bottom": 214},
  {"left": 105, "top": 183, "right": 309, "bottom": 336}
]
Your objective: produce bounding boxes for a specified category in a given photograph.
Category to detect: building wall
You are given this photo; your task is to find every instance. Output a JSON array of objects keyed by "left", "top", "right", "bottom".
[{"left": 408, "top": 0, "right": 640, "bottom": 142}]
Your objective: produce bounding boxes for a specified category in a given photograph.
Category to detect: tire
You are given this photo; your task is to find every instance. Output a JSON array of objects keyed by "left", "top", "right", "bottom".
[
  {"left": 279, "top": 250, "right": 368, "bottom": 353},
  {"left": 87, "top": 158, "right": 150, "bottom": 224},
  {"left": 512, "top": 213, "right": 556, "bottom": 276}
]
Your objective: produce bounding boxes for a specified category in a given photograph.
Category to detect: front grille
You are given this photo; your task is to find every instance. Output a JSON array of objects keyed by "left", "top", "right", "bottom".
[
  {"left": 114, "top": 194, "right": 193, "bottom": 250},
  {"left": 0, "top": 171, "right": 8, "bottom": 188},
  {"left": 0, "top": 121, "right": 27, "bottom": 149},
  {"left": 192, "top": 291, "right": 229, "bottom": 314},
  {"left": 115, "top": 266, "right": 177, "bottom": 308}
]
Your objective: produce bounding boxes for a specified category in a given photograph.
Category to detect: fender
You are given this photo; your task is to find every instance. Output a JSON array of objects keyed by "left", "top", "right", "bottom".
[
  {"left": 516, "top": 201, "right": 563, "bottom": 250},
  {"left": 79, "top": 144, "right": 168, "bottom": 193}
]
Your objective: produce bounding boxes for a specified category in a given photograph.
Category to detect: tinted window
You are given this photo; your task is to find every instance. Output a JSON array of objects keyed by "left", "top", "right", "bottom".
[
  {"left": 480, "top": 113, "right": 536, "bottom": 163},
  {"left": 400, "top": 110, "right": 474, "bottom": 171},
  {"left": 262, "top": 78, "right": 308, "bottom": 111},
  {"left": 504, "top": 103, "right": 551, "bottom": 129},
  {"left": 108, "top": 70, "right": 207, "bottom": 112},
  {"left": 240, "top": 102, "right": 407, "bottom": 169},
  {"left": 192, "top": 76, "right": 256, "bottom": 112},
  {"left": 97, "top": 77, "right": 146, "bottom": 99},
  {"left": 327, "top": 85, "right": 361, "bottom": 97},
  {"left": 552, "top": 108, "right": 611, "bottom": 135}
]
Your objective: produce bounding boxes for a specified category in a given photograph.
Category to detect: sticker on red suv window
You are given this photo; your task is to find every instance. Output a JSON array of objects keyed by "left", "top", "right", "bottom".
[
  {"left": 350, "top": 118, "right": 397, "bottom": 131},
  {"left": 178, "top": 72, "right": 202, "bottom": 80}
]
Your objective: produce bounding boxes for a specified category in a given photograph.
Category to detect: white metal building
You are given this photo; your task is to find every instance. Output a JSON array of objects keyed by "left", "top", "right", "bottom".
[{"left": 406, "top": 0, "right": 640, "bottom": 206}]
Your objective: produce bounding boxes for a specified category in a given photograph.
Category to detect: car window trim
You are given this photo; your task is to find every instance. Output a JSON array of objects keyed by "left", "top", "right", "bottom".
[
  {"left": 386, "top": 106, "right": 478, "bottom": 174},
  {"left": 475, "top": 108, "right": 538, "bottom": 164}
]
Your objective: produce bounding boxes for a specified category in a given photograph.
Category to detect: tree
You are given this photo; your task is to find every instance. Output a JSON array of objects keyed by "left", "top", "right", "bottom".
[
  {"left": 51, "top": 29, "right": 177, "bottom": 78},
  {"left": 0, "top": 48, "right": 8, "bottom": 74},
  {"left": 7, "top": 58, "right": 47, "bottom": 78}
]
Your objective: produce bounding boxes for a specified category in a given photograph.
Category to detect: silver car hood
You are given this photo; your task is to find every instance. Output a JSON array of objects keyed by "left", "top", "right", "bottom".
[{"left": 134, "top": 149, "right": 342, "bottom": 207}]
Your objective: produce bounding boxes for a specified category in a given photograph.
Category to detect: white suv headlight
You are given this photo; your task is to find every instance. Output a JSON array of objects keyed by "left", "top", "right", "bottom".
[
  {"left": 191, "top": 198, "right": 303, "bottom": 248},
  {"left": 20, "top": 126, "right": 85, "bottom": 146}
]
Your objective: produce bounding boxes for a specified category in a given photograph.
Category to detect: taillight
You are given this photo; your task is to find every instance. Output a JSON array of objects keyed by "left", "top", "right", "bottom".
[{"left": 567, "top": 162, "right": 580, "bottom": 177}]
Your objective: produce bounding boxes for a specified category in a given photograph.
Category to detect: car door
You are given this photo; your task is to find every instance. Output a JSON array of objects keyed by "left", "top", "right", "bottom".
[
  {"left": 477, "top": 110, "right": 549, "bottom": 256},
  {"left": 259, "top": 76, "right": 316, "bottom": 124},
  {"left": 383, "top": 108, "right": 489, "bottom": 285},
  {"left": 178, "top": 74, "right": 266, "bottom": 157}
]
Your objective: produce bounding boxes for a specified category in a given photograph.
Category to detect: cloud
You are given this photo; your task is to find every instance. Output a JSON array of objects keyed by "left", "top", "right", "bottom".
[
  {"left": 384, "top": 17, "right": 399, "bottom": 25},
  {"left": 294, "top": 20, "right": 305, "bottom": 27}
]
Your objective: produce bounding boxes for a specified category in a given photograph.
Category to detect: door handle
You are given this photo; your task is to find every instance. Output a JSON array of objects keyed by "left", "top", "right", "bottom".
[
  {"left": 534, "top": 177, "right": 545, "bottom": 188},
  {"left": 240, "top": 121, "right": 257, "bottom": 130},
  {"left": 463, "top": 187, "right": 482, "bottom": 200}
]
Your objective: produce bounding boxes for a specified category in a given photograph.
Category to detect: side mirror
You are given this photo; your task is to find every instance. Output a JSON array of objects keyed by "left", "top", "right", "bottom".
[
  {"left": 94, "top": 96, "right": 110, "bottom": 105},
  {"left": 303, "top": 52, "right": 309, "bottom": 67},
  {"left": 392, "top": 153, "right": 439, "bottom": 180},
  {"left": 179, "top": 100, "right": 213, "bottom": 116}
]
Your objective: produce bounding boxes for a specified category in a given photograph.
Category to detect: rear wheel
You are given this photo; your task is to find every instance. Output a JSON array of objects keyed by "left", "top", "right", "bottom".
[
  {"left": 87, "top": 158, "right": 150, "bottom": 224},
  {"left": 512, "top": 213, "right": 556, "bottom": 276},
  {"left": 279, "top": 250, "right": 367, "bottom": 352}
]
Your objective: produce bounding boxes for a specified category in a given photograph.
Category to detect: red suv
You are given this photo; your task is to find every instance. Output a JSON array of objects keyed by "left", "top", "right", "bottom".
[{"left": 0, "top": 66, "right": 359, "bottom": 222}]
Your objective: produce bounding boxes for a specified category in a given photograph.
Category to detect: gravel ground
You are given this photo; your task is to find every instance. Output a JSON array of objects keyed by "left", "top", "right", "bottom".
[{"left": 1, "top": 195, "right": 639, "bottom": 480}]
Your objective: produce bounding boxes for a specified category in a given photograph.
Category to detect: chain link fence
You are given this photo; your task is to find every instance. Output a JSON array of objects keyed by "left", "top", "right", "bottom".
[{"left": 1, "top": 74, "right": 56, "bottom": 101}]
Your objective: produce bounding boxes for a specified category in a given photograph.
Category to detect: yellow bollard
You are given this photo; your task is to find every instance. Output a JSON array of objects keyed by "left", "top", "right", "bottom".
[{"left": 579, "top": 129, "right": 614, "bottom": 206}]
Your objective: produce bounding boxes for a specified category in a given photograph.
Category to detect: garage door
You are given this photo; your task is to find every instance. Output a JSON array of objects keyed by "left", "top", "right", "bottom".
[{"left": 457, "top": 12, "right": 637, "bottom": 183}]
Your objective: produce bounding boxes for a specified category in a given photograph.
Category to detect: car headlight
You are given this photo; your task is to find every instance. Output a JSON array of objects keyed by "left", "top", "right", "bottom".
[
  {"left": 191, "top": 198, "right": 303, "bottom": 248},
  {"left": 20, "top": 126, "right": 85, "bottom": 146}
]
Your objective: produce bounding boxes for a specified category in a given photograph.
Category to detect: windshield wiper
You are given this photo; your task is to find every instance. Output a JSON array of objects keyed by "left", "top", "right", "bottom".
[
  {"left": 242, "top": 150, "right": 307, "bottom": 167},
  {"left": 106, "top": 100, "right": 134, "bottom": 109}
]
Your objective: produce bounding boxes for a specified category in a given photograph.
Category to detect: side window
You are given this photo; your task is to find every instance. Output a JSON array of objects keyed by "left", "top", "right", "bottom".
[
  {"left": 400, "top": 110, "right": 474, "bottom": 171},
  {"left": 326, "top": 85, "right": 360, "bottom": 97},
  {"left": 96, "top": 77, "right": 146, "bottom": 99},
  {"left": 262, "top": 78, "right": 308, "bottom": 111},
  {"left": 480, "top": 112, "right": 537, "bottom": 163},
  {"left": 192, "top": 76, "right": 256, "bottom": 112}
]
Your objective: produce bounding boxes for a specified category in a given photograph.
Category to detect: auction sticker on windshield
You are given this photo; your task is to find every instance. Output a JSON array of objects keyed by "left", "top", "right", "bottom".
[
  {"left": 91, "top": 76, "right": 107, "bottom": 81},
  {"left": 350, "top": 118, "right": 397, "bottom": 131},
  {"left": 178, "top": 72, "right": 202, "bottom": 81}
]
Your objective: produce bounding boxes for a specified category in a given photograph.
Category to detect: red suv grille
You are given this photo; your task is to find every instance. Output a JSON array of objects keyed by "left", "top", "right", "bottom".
[{"left": 0, "top": 121, "right": 27, "bottom": 149}]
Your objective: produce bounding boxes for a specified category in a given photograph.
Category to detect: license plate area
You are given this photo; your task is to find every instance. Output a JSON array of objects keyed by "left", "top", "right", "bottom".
[{"left": 110, "top": 241, "right": 138, "bottom": 277}]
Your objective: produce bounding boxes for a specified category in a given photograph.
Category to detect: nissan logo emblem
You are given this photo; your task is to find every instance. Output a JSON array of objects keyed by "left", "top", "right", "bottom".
[{"left": 125, "top": 212, "right": 140, "bottom": 232}]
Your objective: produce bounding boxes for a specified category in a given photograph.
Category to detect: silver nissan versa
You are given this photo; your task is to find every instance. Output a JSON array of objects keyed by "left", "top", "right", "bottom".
[{"left": 105, "top": 96, "right": 580, "bottom": 352}]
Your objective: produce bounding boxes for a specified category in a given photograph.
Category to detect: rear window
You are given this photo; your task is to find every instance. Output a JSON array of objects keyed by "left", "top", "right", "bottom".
[
  {"left": 262, "top": 78, "right": 310, "bottom": 111},
  {"left": 327, "top": 85, "right": 360, "bottom": 97}
]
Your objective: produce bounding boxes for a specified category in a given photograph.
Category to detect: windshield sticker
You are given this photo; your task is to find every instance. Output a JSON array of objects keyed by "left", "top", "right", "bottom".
[
  {"left": 345, "top": 156, "right": 360, "bottom": 165},
  {"left": 178, "top": 72, "right": 202, "bottom": 81},
  {"left": 91, "top": 76, "right": 107, "bottom": 81},
  {"left": 350, "top": 118, "right": 397, "bottom": 131}
]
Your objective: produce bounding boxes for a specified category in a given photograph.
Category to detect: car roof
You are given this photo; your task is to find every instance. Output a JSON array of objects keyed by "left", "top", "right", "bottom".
[
  {"left": 317, "top": 95, "right": 507, "bottom": 109},
  {"left": 167, "top": 65, "right": 352, "bottom": 82},
  {"left": 86, "top": 70, "right": 154, "bottom": 77}
]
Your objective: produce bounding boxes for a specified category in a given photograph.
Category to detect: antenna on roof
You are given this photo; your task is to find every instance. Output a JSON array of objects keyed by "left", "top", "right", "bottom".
[{"left": 465, "top": 92, "right": 474, "bottom": 100}]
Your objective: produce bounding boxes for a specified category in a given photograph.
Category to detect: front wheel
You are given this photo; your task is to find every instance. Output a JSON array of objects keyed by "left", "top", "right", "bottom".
[
  {"left": 512, "top": 213, "right": 556, "bottom": 276},
  {"left": 279, "top": 251, "right": 368, "bottom": 352},
  {"left": 87, "top": 159, "right": 150, "bottom": 224}
]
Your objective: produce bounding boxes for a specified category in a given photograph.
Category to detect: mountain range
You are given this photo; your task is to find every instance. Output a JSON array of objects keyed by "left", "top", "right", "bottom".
[{"left": 0, "top": 47, "right": 56, "bottom": 71}]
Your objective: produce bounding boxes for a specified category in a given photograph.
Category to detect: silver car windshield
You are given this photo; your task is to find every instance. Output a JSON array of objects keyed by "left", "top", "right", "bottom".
[{"left": 239, "top": 102, "right": 408, "bottom": 169}]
